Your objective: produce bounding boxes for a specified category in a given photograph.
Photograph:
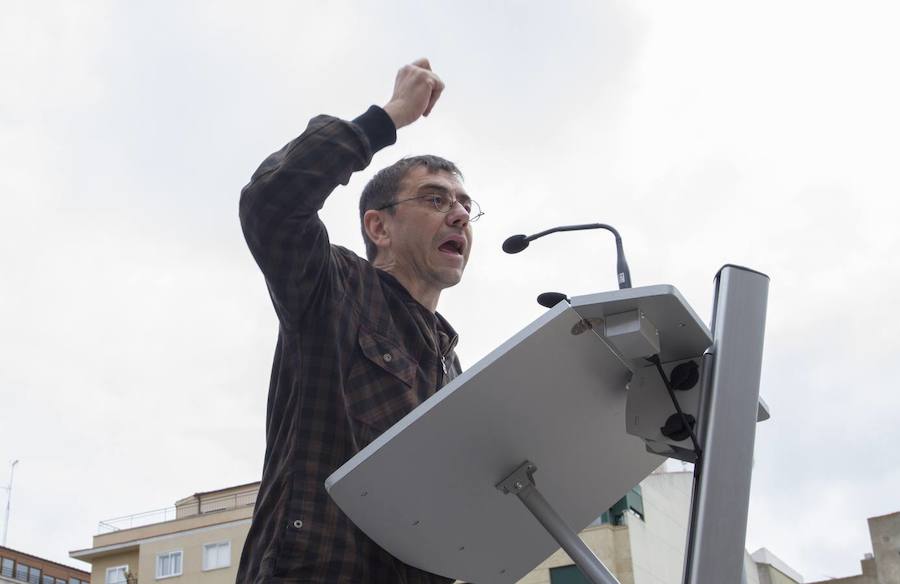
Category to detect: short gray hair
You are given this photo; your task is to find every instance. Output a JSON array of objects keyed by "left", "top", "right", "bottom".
[{"left": 358, "top": 155, "right": 463, "bottom": 261}]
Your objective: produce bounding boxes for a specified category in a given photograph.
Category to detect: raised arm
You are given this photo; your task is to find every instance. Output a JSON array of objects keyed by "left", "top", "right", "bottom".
[
  {"left": 382, "top": 57, "right": 446, "bottom": 129},
  {"left": 238, "top": 59, "right": 444, "bottom": 326}
]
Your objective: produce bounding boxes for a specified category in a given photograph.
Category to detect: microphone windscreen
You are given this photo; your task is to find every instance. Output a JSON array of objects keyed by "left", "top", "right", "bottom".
[
  {"left": 502, "top": 234, "right": 529, "bottom": 254},
  {"left": 537, "top": 292, "right": 568, "bottom": 308}
]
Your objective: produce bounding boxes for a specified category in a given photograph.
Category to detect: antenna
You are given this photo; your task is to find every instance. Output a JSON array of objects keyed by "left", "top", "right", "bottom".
[{"left": 2, "top": 460, "right": 18, "bottom": 547}]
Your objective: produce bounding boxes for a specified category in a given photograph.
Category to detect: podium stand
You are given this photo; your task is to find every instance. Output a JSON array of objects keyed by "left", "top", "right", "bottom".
[{"left": 326, "top": 265, "right": 769, "bottom": 584}]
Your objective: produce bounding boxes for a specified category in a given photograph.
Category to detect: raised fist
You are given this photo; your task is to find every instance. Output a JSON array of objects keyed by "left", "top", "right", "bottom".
[{"left": 382, "top": 58, "right": 445, "bottom": 130}]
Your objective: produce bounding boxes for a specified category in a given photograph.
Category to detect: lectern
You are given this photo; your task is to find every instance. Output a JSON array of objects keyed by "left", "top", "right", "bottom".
[{"left": 326, "top": 265, "right": 769, "bottom": 584}]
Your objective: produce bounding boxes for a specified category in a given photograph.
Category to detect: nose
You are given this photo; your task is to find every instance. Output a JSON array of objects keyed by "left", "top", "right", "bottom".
[{"left": 445, "top": 200, "right": 470, "bottom": 227}]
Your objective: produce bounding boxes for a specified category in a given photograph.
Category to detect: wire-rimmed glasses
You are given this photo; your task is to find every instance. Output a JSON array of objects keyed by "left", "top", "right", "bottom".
[{"left": 376, "top": 191, "right": 484, "bottom": 222}]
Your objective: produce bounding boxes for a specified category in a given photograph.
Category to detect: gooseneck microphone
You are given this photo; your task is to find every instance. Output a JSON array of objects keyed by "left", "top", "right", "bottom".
[
  {"left": 500, "top": 234, "right": 531, "bottom": 254},
  {"left": 502, "top": 223, "right": 632, "bottom": 306}
]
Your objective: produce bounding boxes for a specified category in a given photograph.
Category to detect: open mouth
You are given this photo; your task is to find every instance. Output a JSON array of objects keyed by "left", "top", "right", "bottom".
[{"left": 438, "top": 238, "right": 465, "bottom": 256}]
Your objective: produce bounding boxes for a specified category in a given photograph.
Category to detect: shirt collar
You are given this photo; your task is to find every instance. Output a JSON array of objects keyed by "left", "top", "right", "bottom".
[{"left": 377, "top": 269, "right": 459, "bottom": 353}]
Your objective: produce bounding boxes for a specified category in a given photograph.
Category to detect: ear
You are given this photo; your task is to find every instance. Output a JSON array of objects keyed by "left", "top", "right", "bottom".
[{"left": 363, "top": 209, "right": 391, "bottom": 254}]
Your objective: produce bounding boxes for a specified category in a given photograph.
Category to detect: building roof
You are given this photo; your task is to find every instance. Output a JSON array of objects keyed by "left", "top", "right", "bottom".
[
  {"left": 174, "top": 481, "right": 260, "bottom": 506},
  {"left": 751, "top": 547, "right": 805, "bottom": 583},
  {"left": 192, "top": 481, "right": 260, "bottom": 498},
  {"left": 869, "top": 509, "right": 900, "bottom": 522},
  {"left": 0, "top": 545, "right": 90, "bottom": 578}
]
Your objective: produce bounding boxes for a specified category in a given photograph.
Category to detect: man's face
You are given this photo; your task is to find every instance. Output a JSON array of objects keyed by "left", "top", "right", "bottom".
[{"left": 382, "top": 167, "right": 473, "bottom": 291}]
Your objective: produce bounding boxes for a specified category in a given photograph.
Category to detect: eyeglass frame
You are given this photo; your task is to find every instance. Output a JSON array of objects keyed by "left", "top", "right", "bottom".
[{"left": 375, "top": 189, "right": 484, "bottom": 222}]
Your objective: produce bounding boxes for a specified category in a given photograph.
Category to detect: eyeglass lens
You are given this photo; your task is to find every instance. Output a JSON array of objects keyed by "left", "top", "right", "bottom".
[{"left": 429, "top": 192, "right": 481, "bottom": 220}]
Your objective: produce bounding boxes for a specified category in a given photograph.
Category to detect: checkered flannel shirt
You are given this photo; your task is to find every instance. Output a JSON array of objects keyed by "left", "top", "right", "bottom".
[{"left": 236, "top": 106, "right": 460, "bottom": 584}]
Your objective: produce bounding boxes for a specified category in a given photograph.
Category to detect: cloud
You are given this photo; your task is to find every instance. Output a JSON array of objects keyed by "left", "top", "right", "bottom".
[{"left": 3, "top": 2, "right": 900, "bottom": 580}]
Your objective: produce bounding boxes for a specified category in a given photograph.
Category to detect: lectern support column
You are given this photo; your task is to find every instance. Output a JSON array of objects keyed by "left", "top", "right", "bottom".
[
  {"left": 682, "top": 265, "right": 770, "bottom": 584},
  {"left": 497, "top": 461, "right": 621, "bottom": 584}
]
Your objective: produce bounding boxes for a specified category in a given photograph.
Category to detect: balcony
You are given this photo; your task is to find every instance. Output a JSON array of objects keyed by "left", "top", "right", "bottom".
[{"left": 71, "top": 483, "right": 259, "bottom": 558}]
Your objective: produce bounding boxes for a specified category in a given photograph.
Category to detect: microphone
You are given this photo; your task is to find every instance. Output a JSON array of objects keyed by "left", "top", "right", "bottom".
[
  {"left": 501, "top": 234, "right": 530, "bottom": 254},
  {"left": 502, "top": 223, "right": 633, "bottom": 292},
  {"left": 537, "top": 292, "right": 568, "bottom": 308}
]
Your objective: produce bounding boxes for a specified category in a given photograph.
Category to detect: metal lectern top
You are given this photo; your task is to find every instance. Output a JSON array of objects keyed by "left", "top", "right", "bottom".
[{"left": 325, "top": 285, "right": 712, "bottom": 584}]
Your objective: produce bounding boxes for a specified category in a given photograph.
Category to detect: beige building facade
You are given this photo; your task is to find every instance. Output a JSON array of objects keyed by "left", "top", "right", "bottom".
[
  {"left": 806, "top": 511, "right": 900, "bottom": 584},
  {"left": 521, "top": 469, "right": 694, "bottom": 584},
  {"left": 71, "top": 471, "right": 803, "bottom": 584},
  {"left": 516, "top": 469, "right": 804, "bottom": 584},
  {"left": 1, "top": 546, "right": 89, "bottom": 584},
  {"left": 70, "top": 483, "right": 256, "bottom": 584}
]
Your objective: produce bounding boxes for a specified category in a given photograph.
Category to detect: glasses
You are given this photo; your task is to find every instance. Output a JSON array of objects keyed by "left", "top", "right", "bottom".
[{"left": 376, "top": 191, "right": 484, "bottom": 222}]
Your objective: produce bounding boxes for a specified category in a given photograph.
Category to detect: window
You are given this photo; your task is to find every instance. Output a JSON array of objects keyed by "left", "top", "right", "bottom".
[
  {"left": 604, "top": 485, "right": 645, "bottom": 525},
  {"left": 106, "top": 566, "right": 127, "bottom": 584},
  {"left": 1, "top": 558, "right": 14, "bottom": 578},
  {"left": 12, "top": 564, "right": 41, "bottom": 584},
  {"left": 550, "top": 565, "right": 591, "bottom": 584},
  {"left": 43, "top": 575, "right": 55, "bottom": 584},
  {"left": 156, "top": 551, "right": 182, "bottom": 579},
  {"left": 202, "top": 541, "right": 231, "bottom": 571}
]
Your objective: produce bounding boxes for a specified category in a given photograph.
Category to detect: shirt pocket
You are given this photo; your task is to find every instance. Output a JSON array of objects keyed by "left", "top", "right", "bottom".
[{"left": 346, "top": 327, "right": 420, "bottom": 437}]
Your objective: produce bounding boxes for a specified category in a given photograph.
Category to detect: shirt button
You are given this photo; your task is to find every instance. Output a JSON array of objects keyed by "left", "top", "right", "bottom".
[
  {"left": 292, "top": 519, "right": 303, "bottom": 529},
  {"left": 383, "top": 353, "right": 392, "bottom": 362}
]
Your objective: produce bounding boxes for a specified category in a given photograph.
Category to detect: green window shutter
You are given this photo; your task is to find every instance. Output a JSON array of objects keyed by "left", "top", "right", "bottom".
[
  {"left": 550, "top": 564, "right": 591, "bottom": 584},
  {"left": 608, "top": 484, "right": 644, "bottom": 524},
  {"left": 627, "top": 484, "right": 644, "bottom": 518}
]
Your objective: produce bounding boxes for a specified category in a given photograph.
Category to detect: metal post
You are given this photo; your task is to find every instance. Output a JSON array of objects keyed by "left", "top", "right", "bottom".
[
  {"left": 682, "top": 265, "right": 769, "bottom": 584},
  {"left": 2, "top": 460, "right": 18, "bottom": 547},
  {"left": 497, "top": 462, "right": 621, "bottom": 584}
]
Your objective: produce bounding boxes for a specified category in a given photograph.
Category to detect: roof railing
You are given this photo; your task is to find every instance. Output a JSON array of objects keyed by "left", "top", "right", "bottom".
[{"left": 97, "top": 490, "right": 257, "bottom": 533}]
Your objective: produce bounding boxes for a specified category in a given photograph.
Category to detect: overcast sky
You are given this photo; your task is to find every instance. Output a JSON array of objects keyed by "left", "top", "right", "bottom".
[{"left": 2, "top": 1, "right": 899, "bottom": 581}]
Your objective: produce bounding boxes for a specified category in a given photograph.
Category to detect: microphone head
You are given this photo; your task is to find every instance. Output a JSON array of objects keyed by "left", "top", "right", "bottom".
[
  {"left": 502, "top": 234, "right": 530, "bottom": 254},
  {"left": 537, "top": 292, "right": 569, "bottom": 308}
]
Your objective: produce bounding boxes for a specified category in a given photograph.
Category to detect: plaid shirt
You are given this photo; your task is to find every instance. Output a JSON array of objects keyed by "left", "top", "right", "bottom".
[{"left": 236, "top": 107, "right": 460, "bottom": 584}]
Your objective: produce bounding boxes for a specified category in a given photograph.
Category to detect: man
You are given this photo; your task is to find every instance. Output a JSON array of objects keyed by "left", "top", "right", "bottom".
[{"left": 237, "top": 59, "right": 478, "bottom": 583}]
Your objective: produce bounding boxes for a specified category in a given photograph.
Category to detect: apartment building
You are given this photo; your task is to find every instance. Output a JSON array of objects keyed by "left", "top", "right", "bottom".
[
  {"left": 806, "top": 511, "right": 900, "bottom": 584},
  {"left": 514, "top": 469, "right": 804, "bottom": 584},
  {"left": 69, "top": 483, "right": 256, "bottom": 584},
  {"left": 70, "top": 470, "right": 803, "bottom": 584},
  {"left": 1, "top": 546, "right": 89, "bottom": 584}
]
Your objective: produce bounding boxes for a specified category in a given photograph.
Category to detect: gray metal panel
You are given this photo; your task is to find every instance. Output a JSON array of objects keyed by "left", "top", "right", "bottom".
[
  {"left": 683, "top": 265, "right": 770, "bottom": 584},
  {"left": 569, "top": 285, "right": 713, "bottom": 367},
  {"left": 625, "top": 359, "right": 705, "bottom": 462},
  {"left": 326, "top": 287, "right": 709, "bottom": 584}
]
